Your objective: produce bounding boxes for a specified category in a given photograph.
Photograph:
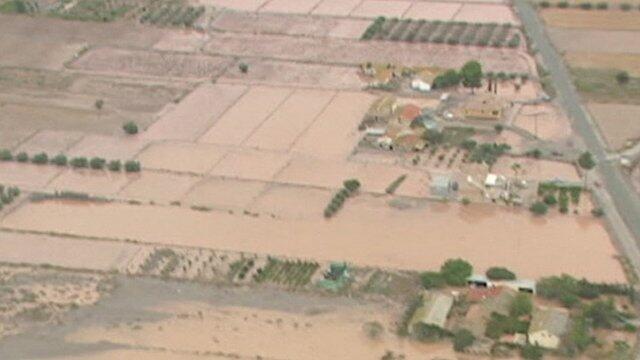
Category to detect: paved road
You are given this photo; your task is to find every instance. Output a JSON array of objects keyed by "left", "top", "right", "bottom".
[{"left": 514, "top": 0, "right": 640, "bottom": 272}]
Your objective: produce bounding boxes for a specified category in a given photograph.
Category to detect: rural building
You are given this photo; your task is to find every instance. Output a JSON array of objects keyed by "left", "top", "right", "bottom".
[
  {"left": 528, "top": 307, "right": 570, "bottom": 349},
  {"left": 462, "top": 95, "right": 504, "bottom": 120},
  {"left": 430, "top": 175, "right": 458, "bottom": 199},
  {"left": 501, "top": 279, "right": 536, "bottom": 294},
  {"left": 365, "top": 127, "right": 386, "bottom": 137},
  {"left": 400, "top": 104, "right": 422, "bottom": 122},
  {"left": 409, "top": 291, "right": 454, "bottom": 332},
  {"left": 467, "top": 286, "right": 504, "bottom": 302},
  {"left": 484, "top": 174, "right": 507, "bottom": 188},
  {"left": 411, "top": 79, "right": 431, "bottom": 92},
  {"left": 467, "top": 274, "right": 493, "bottom": 288}
]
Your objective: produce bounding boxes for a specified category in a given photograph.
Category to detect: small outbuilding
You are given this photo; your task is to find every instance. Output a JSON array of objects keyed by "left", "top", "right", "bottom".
[
  {"left": 430, "top": 175, "right": 458, "bottom": 199},
  {"left": 528, "top": 307, "right": 570, "bottom": 349},
  {"left": 409, "top": 291, "right": 454, "bottom": 332}
]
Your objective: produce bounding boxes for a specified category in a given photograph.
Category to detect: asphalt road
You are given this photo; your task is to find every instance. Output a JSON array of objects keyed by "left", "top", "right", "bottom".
[{"left": 514, "top": 1, "right": 640, "bottom": 263}]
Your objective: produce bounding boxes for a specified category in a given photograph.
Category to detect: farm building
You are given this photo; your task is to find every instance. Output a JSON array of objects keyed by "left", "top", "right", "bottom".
[
  {"left": 430, "top": 175, "right": 458, "bottom": 199},
  {"left": 528, "top": 307, "right": 570, "bottom": 349},
  {"left": 400, "top": 104, "right": 422, "bottom": 123},
  {"left": 409, "top": 291, "right": 454, "bottom": 332},
  {"left": 411, "top": 79, "right": 431, "bottom": 93},
  {"left": 462, "top": 95, "right": 505, "bottom": 120}
]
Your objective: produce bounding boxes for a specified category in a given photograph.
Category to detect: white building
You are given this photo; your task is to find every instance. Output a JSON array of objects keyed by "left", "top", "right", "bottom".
[{"left": 411, "top": 79, "right": 431, "bottom": 92}]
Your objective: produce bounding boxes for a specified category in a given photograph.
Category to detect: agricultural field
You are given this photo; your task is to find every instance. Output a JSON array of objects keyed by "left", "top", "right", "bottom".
[
  {"left": 540, "top": 8, "right": 640, "bottom": 31},
  {"left": 588, "top": 103, "right": 640, "bottom": 150}
]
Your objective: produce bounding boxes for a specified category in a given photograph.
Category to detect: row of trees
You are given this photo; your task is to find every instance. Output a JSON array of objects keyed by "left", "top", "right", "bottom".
[
  {"left": 0, "top": 149, "right": 141, "bottom": 172},
  {"left": 432, "top": 60, "right": 483, "bottom": 90},
  {"left": 323, "top": 179, "right": 361, "bottom": 218},
  {"left": 539, "top": 0, "right": 639, "bottom": 11}
]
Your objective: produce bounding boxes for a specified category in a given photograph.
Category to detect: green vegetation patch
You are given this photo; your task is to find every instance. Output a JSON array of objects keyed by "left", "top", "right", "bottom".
[
  {"left": 572, "top": 67, "right": 640, "bottom": 105},
  {"left": 253, "top": 257, "right": 319, "bottom": 288}
]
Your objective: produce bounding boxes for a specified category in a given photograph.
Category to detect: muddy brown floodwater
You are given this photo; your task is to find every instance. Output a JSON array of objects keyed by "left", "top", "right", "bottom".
[{"left": 1, "top": 197, "right": 625, "bottom": 282}]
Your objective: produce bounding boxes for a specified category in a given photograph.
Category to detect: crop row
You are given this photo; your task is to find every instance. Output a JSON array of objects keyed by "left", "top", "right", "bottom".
[
  {"left": 538, "top": 1, "right": 640, "bottom": 11},
  {"left": 138, "top": 3, "right": 205, "bottom": 27},
  {"left": 362, "top": 17, "right": 522, "bottom": 48},
  {"left": 254, "top": 258, "right": 320, "bottom": 288},
  {"left": 0, "top": 149, "right": 141, "bottom": 172}
]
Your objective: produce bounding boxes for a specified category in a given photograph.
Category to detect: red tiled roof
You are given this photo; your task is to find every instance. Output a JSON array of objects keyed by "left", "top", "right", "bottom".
[
  {"left": 400, "top": 104, "right": 421, "bottom": 121},
  {"left": 467, "top": 286, "right": 505, "bottom": 302}
]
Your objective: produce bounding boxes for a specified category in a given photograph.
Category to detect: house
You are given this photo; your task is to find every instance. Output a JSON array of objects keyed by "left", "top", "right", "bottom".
[
  {"left": 409, "top": 291, "right": 454, "bottom": 332},
  {"left": 501, "top": 279, "right": 536, "bottom": 294},
  {"left": 528, "top": 307, "right": 570, "bottom": 349},
  {"left": 462, "top": 95, "right": 504, "bottom": 120},
  {"left": 430, "top": 175, "right": 458, "bottom": 199},
  {"left": 467, "top": 274, "right": 493, "bottom": 288},
  {"left": 484, "top": 173, "right": 507, "bottom": 188}
]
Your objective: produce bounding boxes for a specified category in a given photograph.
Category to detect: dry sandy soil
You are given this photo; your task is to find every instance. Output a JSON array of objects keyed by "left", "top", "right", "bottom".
[
  {"left": 0, "top": 198, "right": 625, "bottom": 282},
  {"left": 541, "top": 9, "right": 640, "bottom": 31},
  {"left": 548, "top": 28, "right": 640, "bottom": 54},
  {"left": 564, "top": 52, "right": 640, "bottom": 77},
  {"left": 513, "top": 103, "right": 573, "bottom": 142},
  {"left": 492, "top": 157, "right": 581, "bottom": 182},
  {"left": 588, "top": 103, "right": 640, "bottom": 150}
]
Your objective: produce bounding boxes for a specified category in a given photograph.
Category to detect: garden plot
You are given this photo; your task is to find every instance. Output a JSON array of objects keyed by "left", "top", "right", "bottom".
[
  {"left": 311, "top": 0, "right": 362, "bottom": 16},
  {"left": 350, "top": 0, "right": 412, "bottom": 18},
  {"left": 144, "top": 83, "right": 247, "bottom": 142},
  {"left": 548, "top": 28, "right": 640, "bottom": 54},
  {"left": 46, "top": 169, "right": 133, "bottom": 196},
  {"left": 136, "top": 142, "right": 229, "bottom": 174},
  {"left": 453, "top": 3, "right": 518, "bottom": 24},
  {"left": 588, "top": 103, "right": 640, "bottom": 150},
  {"left": 183, "top": 178, "right": 267, "bottom": 210},
  {"left": 198, "top": 86, "right": 293, "bottom": 146},
  {"left": 210, "top": 12, "right": 370, "bottom": 40},
  {"left": 0, "top": 163, "right": 62, "bottom": 190},
  {"left": 15, "top": 130, "right": 84, "bottom": 155},
  {"left": 291, "top": 91, "right": 375, "bottom": 158},
  {"left": 70, "top": 47, "right": 233, "bottom": 79},
  {"left": 244, "top": 89, "right": 335, "bottom": 151},
  {"left": 2, "top": 199, "right": 625, "bottom": 282},
  {"left": 248, "top": 184, "right": 333, "bottom": 219},
  {"left": 492, "top": 157, "right": 581, "bottom": 183},
  {"left": 196, "top": 0, "right": 267, "bottom": 11},
  {"left": 402, "top": 2, "right": 461, "bottom": 21},
  {"left": 67, "top": 135, "right": 149, "bottom": 160},
  {"left": 541, "top": 9, "right": 640, "bottom": 31},
  {"left": 0, "top": 232, "right": 142, "bottom": 272},
  {"left": 259, "top": 0, "right": 323, "bottom": 14},
  {"left": 204, "top": 33, "right": 531, "bottom": 73},
  {"left": 209, "top": 149, "right": 291, "bottom": 182},
  {"left": 220, "top": 61, "right": 363, "bottom": 90},
  {"left": 119, "top": 172, "right": 200, "bottom": 203}
]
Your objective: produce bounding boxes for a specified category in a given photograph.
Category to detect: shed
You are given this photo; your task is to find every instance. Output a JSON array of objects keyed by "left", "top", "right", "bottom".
[
  {"left": 430, "top": 175, "right": 457, "bottom": 199},
  {"left": 528, "top": 307, "right": 570, "bottom": 349},
  {"left": 411, "top": 79, "right": 431, "bottom": 92},
  {"left": 484, "top": 173, "right": 506, "bottom": 188},
  {"left": 409, "top": 291, "right": 454, "bottom": 332}
]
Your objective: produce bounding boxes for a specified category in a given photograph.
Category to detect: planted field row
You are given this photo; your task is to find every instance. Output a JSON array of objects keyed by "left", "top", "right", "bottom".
[
  {"left": 254, "top": 258, "right": 320, "bottom": 288},
  {"left": 362, "top": 17, "right": 522, "bottom": 48},
  {"left": 138, "top": 2, "right": 205, "bottom": 27},
  {"left": 538, "top": 1, "right": 640, "bottom": 11}
]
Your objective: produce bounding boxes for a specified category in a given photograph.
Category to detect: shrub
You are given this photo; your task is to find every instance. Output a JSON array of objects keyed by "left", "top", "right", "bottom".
[
  {"left": 70, "top": 157, "right": 88, "bottom": 168},
  {"left": 108, "top": 160, "right": 121, "bottom": 172},
  {"left": 494, "top": 124, "right": 504, "bottom": 133},
  {"left": 239, "top": 62, "right": 249, "bottom": 73},
  {"left": 591, "top": 207, "right": 604, "bottom": 217},
  {"left": 440, "top": 258, "right": 472, "bottom": 286},
  {"left": 543, "top": 194, "right": 557, "bottom": 205},
  {"left": 529, "top": 201, "right": 548, "bottom": 215},
  {"left": 31, "top": 152, "right": 48, "bottom": 165},
  {"left": 124, "top": 160, "right": 141, "bottom": 172},
  {"left": 521, "top": 344, "right": 543, "bottom": 360},
  {"left": 620, "top": 2, "right": 632, "bottom": 10},
  {"left": 50, "top": 154, "right": 68, "bottom": 166},
  {"left": 453, "top": 329, "right": 475, "bottom": 352},
  {"left": 421, "top": 271, "right": 445, "bottom": 289},
  {"left": 94, "top": 99, "right": 104, "bottom": 110},
  {"left": 507, "top": 34, "right": 521, "bottom": 48},
  {"left": 510, "top": 293, "right": 533, "bottom": 317},
  {"left": 557, "top": 1, "right": 569, "bottom": 8},
  {"left": 583, "top": 299, "right": 618, "bottom": 328},
  {"left": 363, "top": 321, "right": 384, "bottom": 339},
  {"left": 539, "top": 0, "right": 551, "bottom": 7},
  {"left": 596, "top": 2, "right": 607, "bottom": 9},
  {"left": 432, "top": 69, "right": 461, "bottom": 89},
  {"left": 461, "top": 197, "right": 471, "bottom": 206},
  {"left": 16, "top": 152, "right": 28, "bottom": 163},
  {"left": 486, "top": 266, "right": 516, "bottom": 280},
  {"left": 89, "top": 157, "right": 106, "bottom": 170},
  {"left": 122, "top": 121, "right": 138, "bottom": 135},
  {"left": 343, "top": 179, "right": 361, "bottom": 193},
  {"left": 579, "top": 2, "right": 592, "bottom": 9},
  {"left": 616, "top": 71, "right": 630, "bottom": 84},
  {"left": 0, "top": 149, "right": 12, "bottom": 161}
]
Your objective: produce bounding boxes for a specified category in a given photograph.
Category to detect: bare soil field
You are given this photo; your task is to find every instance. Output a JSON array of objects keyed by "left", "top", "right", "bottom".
[
  {"left": 402, "top": 1, "right": 461, "bottom": 20},
  {"left": 1, "top": 199, "right": 624, "bottom": 282},
  {"left": 136, "top": 142, "right": 229, "bottom": 174},
  {"left": 219, "top": 60, "right": 364, "bottom": 90},
  {"left": 548, "top": 28, "right": 640, "bottom": 54},
  {"left": 143, "top": 83, "right": 247, "bottom": 142},
  {"left": 588, "top": 103, "right": 640, "bottom": 150},
  {"left": 350, "top": 0, "right": 413, "bottom": 18},
  {"left": 197, "top": 0, "right": 268, "bottom": 11},
  {"left": 66, "top": 135, "right": 149, "bottom": 160},
  {"left": 184, "top": 178, "right": 267, "bottom": 210},
  {"left": 541, "top": 9, "right": 640, "bottom": 31},
  {"left": 259, "top": 0, "right": 323, "bottom": 14},
  {"left": 209, "top": 149, "right": 292, "bottom": 181},
  {"left": 492, "top": 157, "right": 581, "bottom": 182},
  {"left": 247, "top": 184, "right": 333, "bottom": 219},
  {"left": 513, "top": 104, "right": 573, "bottom": 142},
  {"left": 0, "top": 232, "right": 142, "bottom": 272},
  {"left": 70, "top": 47, "right": 233, "bottom": 79},
  {"left": 204, "top": 33, "right": 531, "bottom": 73},
  {"left": 210, "top": 12, "right": 371, "bottom": 39},
  {"left": 453, "top": 3, "right": 518, "bottom": 24},
  {"left": 565, "top": 52, "right": 640, "bottom": 77},
  {"left": 46, "top": 169, "right": 133, "bottom": 196},
  {"left": 311, "top": 0, "right": 362, "bottom": 16},
  {"left": 0, "top": 163, "right": 62, "bottom": 190},
  {"left": 152, "top": 30, "right": 208, "bottom": 53},
  {"left": 119, "top": 172, "right": 201, "bottom": 203},
  {"left": 15, "top": 130, "right": 84, "bottom": 155}
]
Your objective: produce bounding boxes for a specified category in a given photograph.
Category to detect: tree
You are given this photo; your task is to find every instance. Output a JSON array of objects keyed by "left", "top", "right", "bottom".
[
  {"left": 529, "top": 201, "right": 548, "bottom": 216},
  {"left": 94, "top": 99, "right": 104, "bottom": 110},
  {"left": 543, "top": 194, "right": 557, "bottom": 206},
  {"left": 616, "top": 71, "right": 630, "bottom": 84},
  {"left": 0, "top": 149, "right": 12, "bottom": 161},
  {"left": 520, "top": 344, "right": 543, "bottom": 360},
  {"left": 509, "top": 293, "right": 533, "bottom": 317},
  {"left": 122, "top": 121, "right": 139, "bottom": 135},
  {"left": 16, "top": 152, "right": 29, "bottom": 163},
  {"left": 70, "top": 157, "right": 88, "bottom": 168},
  {"left": 486, "top": 266, "right": 516, "bottom": 280},
  {"left": 108, "top": 160, "right": 121, "bottom": 172},
  {"left": 440, "top": 258, "right": 472, "bottom": 286},
  {"left": 453, "top": 329, "right": 475, "bottom": 352},
  {"left": 583, "top": 299, "right": 618, "bottom": 328},
  {"left": 51, "top": 154, "right": 68, "bottom": 166},
  {"left": 578, "top": 151, "right": 596, "bottom": 170},
  {"left": 460, "top": 61, "right": 483, "bottom": 91},
  {"left": 420, "top": 271, "right": 445, "bottom": 289},
  {"left": 239, "top": 62, "right": 249, "bottom": 73},
  {"left": 31, "top": 152, "right": 48, "bottom": 165},
  {"left": 343, "top": 179, "right": 361, "bottom": 193},
  {"left": 432, "top": 70, "right": 461, "bottom": 89},
  {"left": 124, "top": 160, "right": 141, "bottom": 172},
  {"left": 89, "top": 157, "right": 106, "bottom": 170}
]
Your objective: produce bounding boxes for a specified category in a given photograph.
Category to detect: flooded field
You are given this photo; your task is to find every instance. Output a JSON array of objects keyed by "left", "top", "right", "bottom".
[{"left": 1, "top": 198, "right": 625, "bottom": 282}]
